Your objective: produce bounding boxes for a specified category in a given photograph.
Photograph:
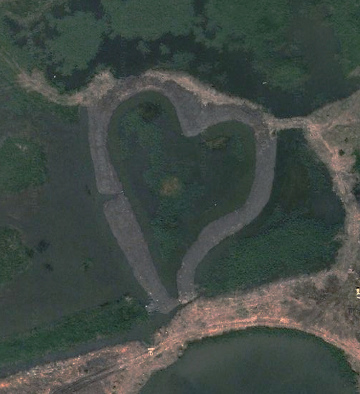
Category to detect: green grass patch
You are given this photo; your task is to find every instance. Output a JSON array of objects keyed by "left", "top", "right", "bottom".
[
  {"left": 0, "top": 227, "right": 32, "bottom": 285},
  {"left": 0, "top": 296, "right": 147, "bottom": 368},
  {"left": 102, "top": 0, "right": 195, "bottom": 40},
  {"left": 108, "top": 91, "right": 256, "bottom": 296},
  {"left": 0, "top": 137, "right": 47, "bottom": 194},
  {"left": 196, "top": 130, "right": 345, "bottom": 295}
]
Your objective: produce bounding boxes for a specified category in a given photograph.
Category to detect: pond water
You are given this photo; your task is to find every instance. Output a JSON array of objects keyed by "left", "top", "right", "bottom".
[{"left": 142, "top": 328, "right": 358, "bottom": 394}]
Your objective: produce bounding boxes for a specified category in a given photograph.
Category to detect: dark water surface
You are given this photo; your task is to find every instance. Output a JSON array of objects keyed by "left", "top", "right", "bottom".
[{"left": 142, "top": 328, "right": 358, "bottom": 394}]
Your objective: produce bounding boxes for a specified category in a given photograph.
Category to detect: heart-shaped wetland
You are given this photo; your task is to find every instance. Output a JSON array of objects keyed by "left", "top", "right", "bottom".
[{"left": 107, "top": 91, "right": 256, "bottom": 297}]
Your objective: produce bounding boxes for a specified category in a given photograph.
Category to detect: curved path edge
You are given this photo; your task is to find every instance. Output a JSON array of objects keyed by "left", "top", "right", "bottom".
[
  {"left": 103, "top": 196, "right": 179, "bottom": 314},
  {"left": 87, "top": 72, "right": 277, "bottom": 310},
  {"left": 177, "top": 136, "right": 276, "bottom": 302}
]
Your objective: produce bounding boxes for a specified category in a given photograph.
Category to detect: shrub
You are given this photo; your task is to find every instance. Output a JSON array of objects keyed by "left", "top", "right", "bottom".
[
  {"left": 0, "top": 227, "right": 31, "bottom": 285},
  {"left": 0, "top": 137, "right": 47, "bottom": 194}
]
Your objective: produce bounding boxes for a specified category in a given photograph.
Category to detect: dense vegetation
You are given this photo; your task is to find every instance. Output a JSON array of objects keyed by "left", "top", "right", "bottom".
[
  {"left": 46, "top": 11, "right": 106, "bottom": 76},
  {"left": 108, "top": 91, "right": 255, "bottom": 295},
  {"left": 2, "top": 0, "right": 360, "bottom": 115},
  {"left": 0, "top": 137, "right": 47, "bottom": 194},
  {"left": 0, "top": 297, "right": 147, "bottom": 368},
  {"left": 0, "top": 227, "right": 32, "bottom": 285},
  {"left": 196, "top": 130, "right": 345, "bottom": 295},
  {"left": 102, "top": 0, "right": 195, "bottom": 40}
]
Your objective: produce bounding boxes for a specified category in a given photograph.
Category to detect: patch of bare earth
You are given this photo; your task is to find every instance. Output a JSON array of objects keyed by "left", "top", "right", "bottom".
[
  {"left": 2, "top": 68, "right": 360, "bottom": 393},
  {"left": 17, "top": 69, "right": 118, "bottom": 107},
  {"left": 159, "top": 177, "right": 182, "bottom": 197}
]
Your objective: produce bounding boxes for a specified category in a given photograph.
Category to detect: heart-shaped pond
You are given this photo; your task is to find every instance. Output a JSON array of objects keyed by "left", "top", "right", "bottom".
[{"left": 107, "top": 91, "right": 256, "bottom": 296}]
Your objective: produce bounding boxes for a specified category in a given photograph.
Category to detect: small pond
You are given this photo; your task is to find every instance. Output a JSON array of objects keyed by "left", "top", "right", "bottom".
[{"left": 142, "top": 328, "right": 358, "bottom": 394}]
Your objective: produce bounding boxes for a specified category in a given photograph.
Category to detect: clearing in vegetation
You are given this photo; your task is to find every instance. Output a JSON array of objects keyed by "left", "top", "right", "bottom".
[
  {"left": 197, "top": 130, "right": 345, "bottom": 295},
  {"left": 0, "top": 137, "right": 47, "bottom": 195},
  {"left": 107, "top": 91, "right": 255, "bottom": 295}
]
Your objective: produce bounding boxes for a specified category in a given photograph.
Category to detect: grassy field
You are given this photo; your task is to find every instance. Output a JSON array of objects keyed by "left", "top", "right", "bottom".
[
  {"left": 196, "top": 130, "right": 345, "bottom": 295},
  {"left": 0, "top": 137, "right": 47, "bottom": 195},
  {"left": 0, "top": 296, "right": 147, "bottom": 369},
  {"left": 108, "top": 91, "right": 255, "bottom": 296}
]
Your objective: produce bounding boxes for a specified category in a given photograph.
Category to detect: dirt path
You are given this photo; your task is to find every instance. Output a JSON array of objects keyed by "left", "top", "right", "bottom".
[
  {"left": 103, "top": 196, "right": 179, "bottom": 314},
  {"left": 87, "top": 72, "right": 277, "bottom": 310}
]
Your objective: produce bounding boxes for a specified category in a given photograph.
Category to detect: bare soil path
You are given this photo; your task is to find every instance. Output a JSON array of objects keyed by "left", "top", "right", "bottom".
[{"left": 86, "top": 72, "right": 278, "bottom": 310}]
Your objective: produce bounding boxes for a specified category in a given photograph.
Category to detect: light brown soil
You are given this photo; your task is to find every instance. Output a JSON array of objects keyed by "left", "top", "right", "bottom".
[
  {"left": 1, "top": 68, "right": 359, "bottom": 393},
  {"left": 159, "top": 177, "right": 182, "bottom": 197}
]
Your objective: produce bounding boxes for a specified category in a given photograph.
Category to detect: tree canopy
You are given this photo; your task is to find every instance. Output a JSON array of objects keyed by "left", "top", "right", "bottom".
[
  {"left": 102, "top": 0, "right": 195, "bottom": 40},
  {"left": 46, "top": 11, "right": 106, "bottom": 75}
]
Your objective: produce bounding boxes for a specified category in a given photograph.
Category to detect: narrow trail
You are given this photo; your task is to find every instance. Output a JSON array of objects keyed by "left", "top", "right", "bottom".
[
  {"left": 87, "top": 72, "right": 277, "bottom": 311},
  {"left": 3, "top": 68, "right": 360, "bottom": 393},
  {"left": 103, "top": 196, "right": 179, "bottom": 314}
]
